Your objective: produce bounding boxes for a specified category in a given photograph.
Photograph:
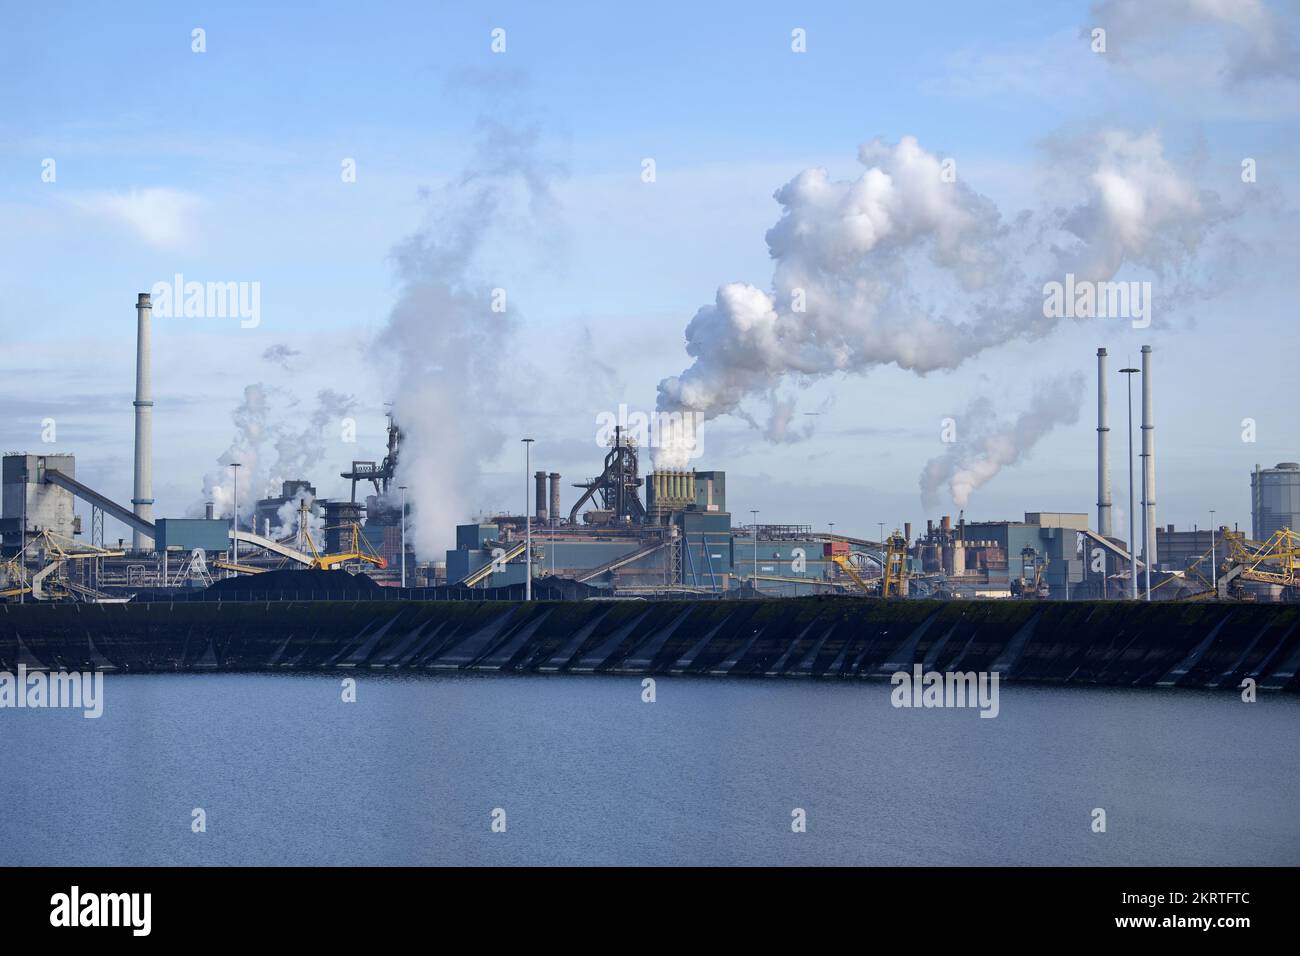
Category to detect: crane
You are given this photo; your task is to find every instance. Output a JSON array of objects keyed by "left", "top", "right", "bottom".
[
  {"left": 831, "top": 553, "right": 873, "bottom": 594},
  {"left": 1, "top": 530, "right": 124, "bottom": 601},
  {"left": 309, "top": 522, "right": 387, "bottom": 572},
  {"left": 881, "top": 530, "right": 909, "bottom": 597}
]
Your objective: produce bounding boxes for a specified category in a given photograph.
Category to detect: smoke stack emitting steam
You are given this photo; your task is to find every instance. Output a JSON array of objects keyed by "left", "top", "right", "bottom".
[
  {"left": 652, "top": 130, "right": 1224, "bottom": 508},
  {"left": 919, "top": 375, "right": 1085, "bottom": 512}
]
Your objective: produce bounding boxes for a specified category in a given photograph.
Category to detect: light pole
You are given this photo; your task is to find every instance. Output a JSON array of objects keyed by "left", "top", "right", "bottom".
[
  {"left": 399, "top": 485, "right": 408, "bottom": 588},
  {"left": 230, "top": 462, "right": 242, "bottom": 572},
  {"left": 1119, "top": 368, "right": 1139, "bottom": 599},
  {"left": 751, "top": 509, "right": 760, "bottom": 594},
  {"left": 18, "top": 463, "right": 26, "bottom": 604},
  {"left": 522, "top": 439, "right": 534, "bottom": 601},
  {"left": 1209, "top": 509, "right": 1216, "bottom": 596}
]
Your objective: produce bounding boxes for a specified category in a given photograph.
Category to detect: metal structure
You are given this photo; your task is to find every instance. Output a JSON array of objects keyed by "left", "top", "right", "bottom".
[
  {"left": 1013, "top": 546, "right": 1049, "bottom": 599},
  {"left": 308, "top": 523, "right": 387, "bottom": 572},
  {"left": 132, "top": 292, "right": 155, "bottom": 550},
  {"left": 1, "top": 530, "right": 124, "bottom": 601},
  {"left": 1218, "top": 528, "right": 1300, "bottom": 597},
  {"left": 881, "top": 530, "right": 908, "bottom": 597},
  {"left": 831, "top": 553, "right": 872, "bottom": 593},
  {"left": 569, "top": 427, "right": 645, "bottom": 524},
  {"left": 1140, "top": 344, "right": 1156, "bottom": 594},
  {"left": 1096, "top": 347, "right": 1113, "bottom": 537},
  {"left": 342, "top": 413, "right": 401, "bottom": 503},
  {"left": 523, "top": 438, "right": 534, "bottom": 601},
  {"left": 1119, "top": 364, "right": 1140, "bottom": 599}
]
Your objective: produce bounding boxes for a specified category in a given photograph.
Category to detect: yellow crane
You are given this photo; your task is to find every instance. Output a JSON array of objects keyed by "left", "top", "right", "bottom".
[
  {"left": 831, "top": 553, "right": 873, "bottom": 594},
  {"left": 308, "top": 522, "right": 388, "bottom": 572},
  {"left": 881, "top": 530, "right": 908, "bottom": 597},
  {"left": 831, "top": 530, "right": 909, "bottom": 597},
  {"left": 1219, "top": 528, "right": 1299, "bottom": 593}
]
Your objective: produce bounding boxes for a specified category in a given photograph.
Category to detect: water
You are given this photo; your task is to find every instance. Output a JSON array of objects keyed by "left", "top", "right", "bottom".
[{"left": 2, "top": 672, "right": 1296, "bottom": 866}]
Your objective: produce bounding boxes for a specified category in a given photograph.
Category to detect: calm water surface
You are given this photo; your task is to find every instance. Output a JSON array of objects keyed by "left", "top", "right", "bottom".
[{"left": 1, "top": 672, "right": 1296, "bottom": 866}]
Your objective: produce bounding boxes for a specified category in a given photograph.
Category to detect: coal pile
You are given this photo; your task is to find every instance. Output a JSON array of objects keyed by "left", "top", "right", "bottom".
[{"left": 206, "top": 569, "right": 381, "bottom": 597}]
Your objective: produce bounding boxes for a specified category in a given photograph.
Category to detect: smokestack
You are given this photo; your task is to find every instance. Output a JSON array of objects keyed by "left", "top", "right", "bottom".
[
  {"left": 1141, "top": 345, "right": 1156, "bottom": 568},
  {"left": 1096, "top": 347, "right": 1112, "bottom": 537},
  {"left": 205, "top": 501, "right": 214, "bottom": 520},
  {"left": 534, "top": 470, "right": 548, "bottom": 521},
  {"left": 132, "top": 292, "right": 154, "bottom": 550},
  {"left": 548, "top": 473, "right": 560, "bottom": 526},
  {"left": 904, "top": 521, "right": 912, "bottom": 544}
]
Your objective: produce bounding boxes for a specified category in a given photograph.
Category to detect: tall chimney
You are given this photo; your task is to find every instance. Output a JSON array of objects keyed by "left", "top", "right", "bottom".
[
  {"left": 548, "top": 473, "right": 561, "bottom": 526},
  {"left": 1141, "top": 345, "right": 1156, "bottom": 568},
  {"left": 1096, "top": 347, "right": 1112, "bottom": 537},
  {"left": 132, "top": 292, "right": 154, "bottom": 550},
  {"left": 534, "top": 470, "right": 548, "bottom": 522},
  {"left": 205, "top": 501, "right": 214, "bottom": 520}
]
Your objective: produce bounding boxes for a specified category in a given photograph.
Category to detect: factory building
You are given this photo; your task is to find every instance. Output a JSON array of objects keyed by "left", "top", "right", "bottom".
[
  {"left": 445, "top": 431, "right": 734, "bottom": 593},
  {"left": 1252, "top": 463, "right": 1300, "bottom": 541},
  {"left": 1, "top": 453, "right": 80, "bottom": 554},
  {"left": 254, "top": 480, "right": 317, "bottom": 538},
  {"left": 916, "top": 512, "right": 1100, "bottom": 598}
]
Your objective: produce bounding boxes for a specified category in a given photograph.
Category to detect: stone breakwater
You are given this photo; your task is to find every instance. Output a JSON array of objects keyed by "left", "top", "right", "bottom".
[{"left": 1, "top": 598, "right": 1297, "bottom": 691}]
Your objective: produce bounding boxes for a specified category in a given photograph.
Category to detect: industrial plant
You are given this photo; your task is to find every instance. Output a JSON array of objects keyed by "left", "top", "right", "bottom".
[{"left": 1, "top": 292, "right": 1297, "bottom": 605}]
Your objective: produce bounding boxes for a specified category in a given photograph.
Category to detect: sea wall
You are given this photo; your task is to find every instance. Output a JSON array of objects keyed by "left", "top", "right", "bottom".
[{"left": 1, "top": 597, "right": 1298, "bottom": 691}]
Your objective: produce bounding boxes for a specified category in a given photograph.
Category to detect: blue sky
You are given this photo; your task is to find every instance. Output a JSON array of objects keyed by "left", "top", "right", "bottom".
[{"left": 1, "top": 0, "right": 1297, "bottom": 553}]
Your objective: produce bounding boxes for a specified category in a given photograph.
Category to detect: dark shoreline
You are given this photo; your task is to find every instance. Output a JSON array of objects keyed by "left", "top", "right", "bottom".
[{"left": 2, "top": 597, "right": 1297, "bottom": 691}]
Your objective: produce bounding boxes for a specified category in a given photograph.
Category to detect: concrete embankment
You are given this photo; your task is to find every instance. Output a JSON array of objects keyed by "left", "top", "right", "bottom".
[{"left": 1, "top": 597, "right": 1298, "bottom": 691}]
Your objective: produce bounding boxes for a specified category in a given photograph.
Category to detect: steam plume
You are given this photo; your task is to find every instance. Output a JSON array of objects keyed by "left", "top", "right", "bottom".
[
  {"left": 919, "top": 375, "right": 1085, "bottom": 510},
  {"left": 654, "top": 130, "right": 1222, "bottom": 469}
]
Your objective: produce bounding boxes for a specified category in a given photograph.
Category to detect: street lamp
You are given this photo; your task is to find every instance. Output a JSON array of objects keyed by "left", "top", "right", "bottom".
[
  {"left": 522, "top": 439, "right": 534, "bottom": 601},
  {"left": 1209, "top": 509, "right": 1216, "bottom": 596},
  {"left": 229, "top": 462, "right": 242, "bottom": 572},
  {"left": 750, "top": 509, "right": 760, "bottom": 594},
  {"left": 1119, "top": 367, "right": 1139, "bottom": 599},
  {"left": 399, "top": 485, "right": 408, "bottom": 588},
  {"left": 18, "top": 463, "right": 26, "bottom": 604}
]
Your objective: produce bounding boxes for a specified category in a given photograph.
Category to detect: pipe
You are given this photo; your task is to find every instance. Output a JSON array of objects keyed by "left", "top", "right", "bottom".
[
  {"left": 534, "top": 470, "right": 548, "bottom": 521},
  {"left": 1141, "top": 344, "right": 1156, "bottom": 594},
  {"left": 132, "top": 292, "right": 154, "bottom": 550},
  {"left": 548, "top": 473, "right": 560, "bottom": 526},
  {"left": 1096, "top": 347, "right": 1112, "bottom": 537}
]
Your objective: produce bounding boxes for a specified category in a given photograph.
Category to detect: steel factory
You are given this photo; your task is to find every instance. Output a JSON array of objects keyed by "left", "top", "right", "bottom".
[{"left": 1, "top": 292, "right": 1297, "bottom": 605}]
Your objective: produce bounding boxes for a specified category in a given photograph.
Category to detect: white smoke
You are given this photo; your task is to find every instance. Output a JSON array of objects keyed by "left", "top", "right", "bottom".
[
  {"left": 654, "top": 130, "right": 1224, "bottom": 470},
  {"left": 200, "top": 384, "right": 271, "bottom": 525},
  {"left": 1088, "top": 0, "right": 1299, "bottom": 84},
  {"left": 372, "top": 117, "right": 560, "bottom": 557},
  {"left": 919, "top": 374, "right": 1085, "bottom": 511},
  {"left": 272, "top": 487, "right": 323, "bottom": 543},
  {"left": 198, "top": 386, "right": 357, "bottom": 527}
]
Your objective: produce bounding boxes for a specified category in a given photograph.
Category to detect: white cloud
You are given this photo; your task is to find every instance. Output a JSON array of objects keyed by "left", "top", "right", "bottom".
[{"left": 70, "top": 187, "right": 203, "bottom": 249}]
